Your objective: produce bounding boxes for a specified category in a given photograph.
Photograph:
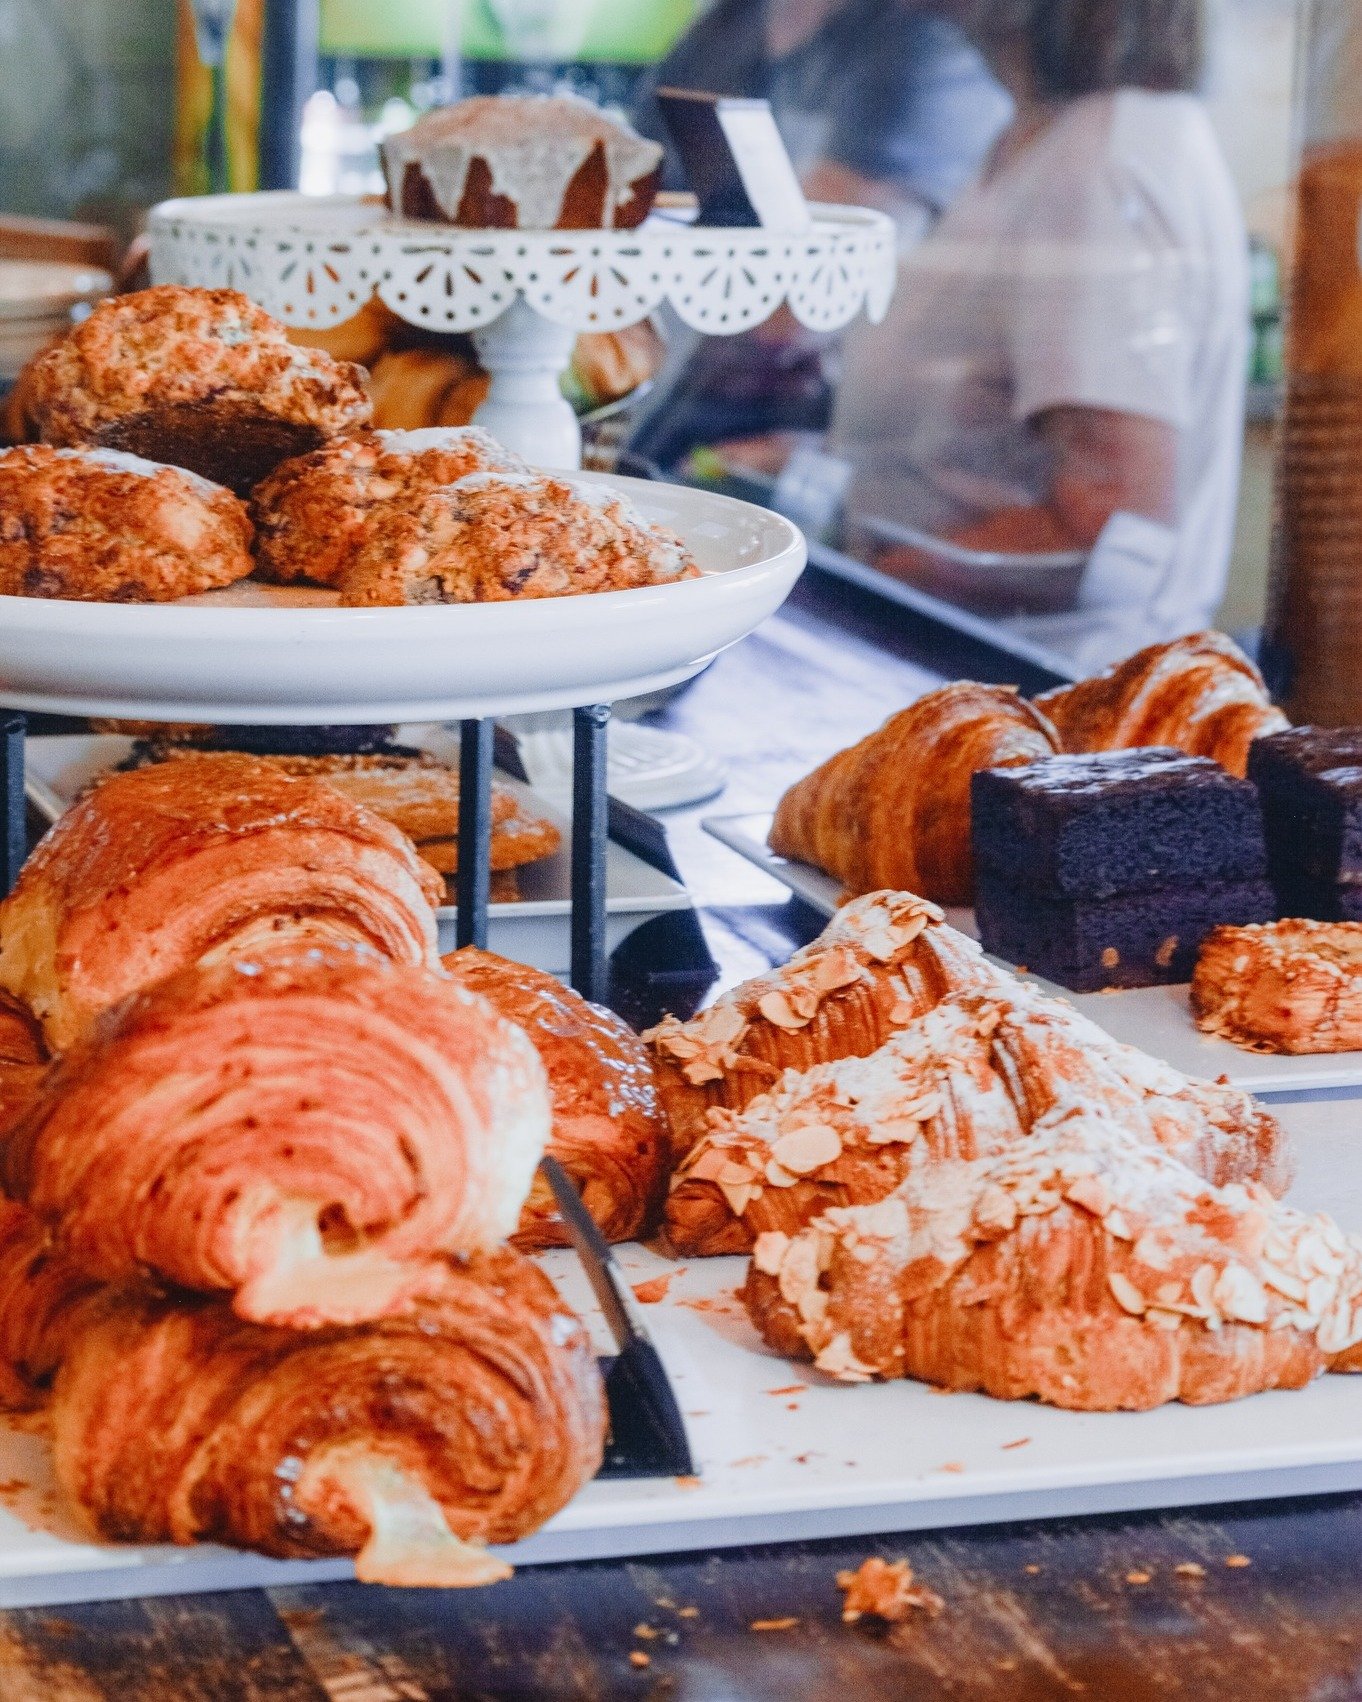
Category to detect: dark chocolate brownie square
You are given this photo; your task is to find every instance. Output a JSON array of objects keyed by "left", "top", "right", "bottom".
[
  {"left": 970, "top": 748, "right": 1268, "bottom": 901},
  {"left": 1249, "top": 726, "right": 1362, "bottom": 886},
  {"left": 974, "top": 878, "right": 1277, "bottom": 993}
]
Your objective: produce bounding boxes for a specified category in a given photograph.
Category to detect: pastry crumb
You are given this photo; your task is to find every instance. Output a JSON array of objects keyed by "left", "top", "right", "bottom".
[
  {"left": 765, "top": 1384, "right": 807, "bottom": 1397},
  {"left": 677, "top": 1607, "right": 699, "bottom": 1619},
  {"left": 631, "top": 1272, "right": 678, "bottom": 1305},
  {"left": 1125, "top": 1570, "right": 1152, "bottom": 1586},
  {"left": 1225, "top": 1554, "right": 1252, "bottom": 1568},
  {"left": 1001, "top": 1437, "right": 1031, "bottom": 1451},
  {"left": 1175, "top": 1562, "right": 1207, "bottom": 1579},
  {"left": 751, "top": 1617, "right": 800, "bottom": 1632},
  {"left": 674, "top": 1475, "right": 701, "bottom": 1491},
  {"left": 629, "top": 1650, "right": 651, "bottom": 1668},
  {"left": 634, "top": 1624, "right": 660, "bottom": 1640},
  {"left": 837, "top": 1558, "right": 944, "bottom": 1624},
  {"left": 1023, "top": 1564, "right": 1041, "bottom": 1575}
]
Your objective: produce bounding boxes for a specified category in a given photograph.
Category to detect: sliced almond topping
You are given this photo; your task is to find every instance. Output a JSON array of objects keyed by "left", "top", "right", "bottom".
[
  {"left": 1108, "top": 1272, "right": 1147, "bottom": 1316},
  {"left": 814, "top": 1331, "right": 878, "bottom": 1382},
  {"left": 770, "top": 1122, "right": 843, "bottom": 1176},
  {"left": 1262, "top": 1264, "right": 1308, "bottom": 1303},
  {"left": 765, "top": 1157, "right": 800, "bottom": 1189},
  {"left": 752, "top": 1230, "right": 790, "bottom": 1277},
  {"left": 758, "top": 990, "right": 806, "bottom": 1031},
  {"left": 1212, "top": 1265, "right": 1269, "bottom": 1325},
  {"left": 1065, "top": 1175, "right": 1110, "bottom": 1217},
  {"left": 717, "top": 1179, "right": 755, "bottom": 1219},
  {"left": 1146, "top": 1306, "right": 1183, "bottom": 1331},
  {"left": 718, "top": 1158, "right": 757, "bottom": 1187},
  {"left": 1190, "top": 1264, "right": 1218, "bottom": 1312},
  {"left": 973, "top": 1183, "right": 1018, "bottom": 1237},
  {"left": 1105, "top": 1209, "right": 1134, "bottom": 1241},
  {"left": 866, "top": 1118, "right": 925, "bottom": 1147},
  {"left": 777, "top": 1235, "right": 824, "bottom": 1309}
]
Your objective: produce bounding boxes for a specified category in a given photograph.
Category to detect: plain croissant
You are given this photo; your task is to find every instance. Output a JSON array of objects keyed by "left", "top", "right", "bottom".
[{"left": 769, "top": 681, "right": 1059, "bottom": 904}]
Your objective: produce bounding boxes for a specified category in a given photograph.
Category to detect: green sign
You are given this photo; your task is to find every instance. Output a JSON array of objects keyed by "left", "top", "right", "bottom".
[{"left": 319, "top": 0, "right": 695, "bottom": 64}]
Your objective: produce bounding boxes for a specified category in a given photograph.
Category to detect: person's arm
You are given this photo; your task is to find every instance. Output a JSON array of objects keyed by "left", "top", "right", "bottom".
[{"left": 944, "top": 404, "right": 1179, "bottom": 555}]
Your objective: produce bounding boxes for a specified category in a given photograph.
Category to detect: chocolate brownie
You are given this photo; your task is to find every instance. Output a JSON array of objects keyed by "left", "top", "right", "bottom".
[
  {"left": 974, "top": 880, "right": 1278, "bottom": 993},
  {"left": 971, "top": 749, "right": 1268, "bottom": 900},
  {"left": 1249, "top": 726, "right": 1362, "bottom": 890}
]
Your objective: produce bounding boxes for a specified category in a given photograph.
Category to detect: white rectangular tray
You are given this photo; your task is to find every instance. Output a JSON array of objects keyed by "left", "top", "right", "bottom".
[
  {"left": 705, "top": 812, "right": 1362, "bottom": 1098},
  {"left": 23, "top": 734, "right": 692, "bottom": 977},
  {"left": 0, "top": 1096, "right": 1360, "bottom": 1607}
]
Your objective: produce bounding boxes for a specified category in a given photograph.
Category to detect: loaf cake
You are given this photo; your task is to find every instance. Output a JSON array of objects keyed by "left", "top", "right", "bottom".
[
  {"left": 1249, "top": 726, "right": 1362, "bottom": 920},
  {"left": 971, "top": 749, "right": 1276, "bottom": 991},
  {"left": 382, "top": 95, "right": 663, "bottom": 231}
]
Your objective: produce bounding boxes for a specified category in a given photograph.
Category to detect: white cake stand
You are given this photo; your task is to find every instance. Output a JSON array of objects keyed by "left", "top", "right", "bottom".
[{"left": 146, "top": 192, "right": 896, "bottom": 470}]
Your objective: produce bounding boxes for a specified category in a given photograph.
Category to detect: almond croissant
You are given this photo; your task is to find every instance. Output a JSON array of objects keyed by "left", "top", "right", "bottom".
[
  {"left": 666, "top": 983, "right": 1290, "bottom": 1258},
  {"left": 769, "top": 682, "right": 1059, "bottom": 904},
  {"left": 744, "top": 1112, "right": 1362, "bottom": 1409},
  {"left": 444, "top": 947, "right": 667, "bottom": 1250},
  {"left": 645, "top": 893, "right": 999, "bottom": 1160},
  {"left": 1192, "top": 920, "right": 1362, "bottom": 1055},
  {"left": 4, "top": 946, "right": 550, "bottom": 1327},
  {"left": 0, "top": 751, "right": 444, "bottom": 1051},
  {"left": 0, "top": 1198, "right": 103, "bottom": 1411},
  {"left": 51, "top": 1250, "right": 606, "bottom": 1587},
  {"left": 1034, "top": 631, "right": 1288, "bottom": 779}
]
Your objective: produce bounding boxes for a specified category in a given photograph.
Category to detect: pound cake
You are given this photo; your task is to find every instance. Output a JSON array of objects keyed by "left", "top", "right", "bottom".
[
  {"left": 383, "top": 94, "right": 662, "bottom": 230},
  {"left": 972, "top": 749, "right": 1275, "bottom": 991}
]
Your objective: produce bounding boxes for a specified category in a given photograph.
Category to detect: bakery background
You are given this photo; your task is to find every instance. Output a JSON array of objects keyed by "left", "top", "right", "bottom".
[{"left": 0, "top": 0, "right": 1301, "bottom": 659}]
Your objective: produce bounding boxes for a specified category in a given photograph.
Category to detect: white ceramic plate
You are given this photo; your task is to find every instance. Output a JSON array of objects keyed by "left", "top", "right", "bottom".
[
  {"left": 23, "top": 734, "right": 692, "bottom": 977},
  {"left": 704, "top": 812, "right": 1362, "bottom": 1097},
  {"left": 0, "top": 1096, "right": 1358, "bottom": 1607},
  {"left": 0, "top": 475, "right": 806, "bottom": 723}
]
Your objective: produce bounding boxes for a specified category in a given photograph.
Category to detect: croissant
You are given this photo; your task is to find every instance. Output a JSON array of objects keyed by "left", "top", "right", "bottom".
[
  {"left": 1034, "top": 632, "right": 1289, "bottom": 779},
  {"left": 1192, "top": 920, "right": 1362, "bottom": 1054},
  {"left": 645, "top": 893, "right": 999, "bottom": 1160},
  {"left": 769, "top": 682, "right": 1059, "bottom": 903},
  {"left": 0, "top": 993, "right": 47, "bottom": 1139},
  {"left": 0, "top": 1199, "right": 103, "bottom": 1411},
  {"left": 4, "top": 946, "right": 550, "bottom": 1326},
  {"left": 51, "top": 1250, "right": 606, "bottom": 1586},
  {"left": 0, "top": 752, "right": 444, "bottom": 1051},
  {"left": 666, "top": 983, "right": 1290, "bottom": 1258},
  {"left": 743, "top": 1112, "right": 1361, "bottom": 1409},
  {"left": 444, "top": 947, "right": 667, "bottom": 1250}
]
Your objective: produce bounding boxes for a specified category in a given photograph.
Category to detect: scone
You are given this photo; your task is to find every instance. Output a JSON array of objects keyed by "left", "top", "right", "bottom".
[
  {"left": 250, "top": 427, "right": 524, "bottom": 586},
  {"left": 339, "top": 471, "right": 700, "bottom": 606},
  {"left": 0, "top": 445, "right": 253, "bottom": 602},
  {"left": 382, "top": 94, "right": 662, "bottom": 230},
  {"left": 26, "top": 286, "right": 371, "bottom": 496},
  {"left": 1193, "top": 919, "right": 1362, "bottom": 1053}
]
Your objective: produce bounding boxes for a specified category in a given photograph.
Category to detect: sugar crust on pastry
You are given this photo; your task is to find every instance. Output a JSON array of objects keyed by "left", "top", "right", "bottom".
[
  {"left": 0, "top": 444, "right": 253, "bottom": 601},
  {"left": 339, "top": 472, "right": 699, "bottom": 606},
  {"left": 250, "top": 427, "right": 525, "bottom": 587}
]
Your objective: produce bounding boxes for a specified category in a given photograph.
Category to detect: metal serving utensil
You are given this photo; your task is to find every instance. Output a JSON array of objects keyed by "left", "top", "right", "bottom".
[{"left": 540, "top": 1156, "right": 695, "bottom": 1480}]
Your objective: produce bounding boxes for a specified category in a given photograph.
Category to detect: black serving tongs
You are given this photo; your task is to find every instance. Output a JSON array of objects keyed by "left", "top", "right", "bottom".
[{"left": 540, "top": 1156, "right": 695, "bottom": 1480}]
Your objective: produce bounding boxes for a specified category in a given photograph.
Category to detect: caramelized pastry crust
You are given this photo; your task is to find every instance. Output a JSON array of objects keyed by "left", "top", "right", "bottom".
[
  {"left": 250, "top": 427, "right": 525, "bottom": 586},
  {"left": 0, "top": 752, "right": 443, "bottom": 1051},
  {"left": 645, "top": 894, "right": 1000, "bottom": 1160},
  {"left": 445, "top": 947, "right": 667, "bottom": 1248},
  {"left": 666, "top": 983, "right": 1290, "bottom": 1258},
  {"left": 0, "top": 444, "right": 254, "bottom": 601},
  {"left": 1193, "top": 920, "right": 1362, "bottom": 1054},
  {"left": 0, "top": 1198, "right": 103, "bottom": 1411},
  {"left": 769, "top": 683, "right": 1060, "bottom": 904},
  {"left": 744, "top": 1113, "right": 1362, "bottom": 1409},
  {"left": 5, "top": 946, "right": 550, "bottom": 1326},
  {"left": 1035, "top": 631, "right": 1288, "bottom": 779},
  {"left": 339, "top": 472, "right": 699, "bottom": 606},
  {"left": 28, "top": 286, "right": 371, "bottom": 495},
  {"left": 51, "top": 1250, "right": 606, "bottom": 1585}
]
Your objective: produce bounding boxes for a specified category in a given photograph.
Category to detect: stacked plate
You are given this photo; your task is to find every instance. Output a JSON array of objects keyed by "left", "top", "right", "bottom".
[{"left": 0, "top": 260, "right": 111, "bottom": 383}]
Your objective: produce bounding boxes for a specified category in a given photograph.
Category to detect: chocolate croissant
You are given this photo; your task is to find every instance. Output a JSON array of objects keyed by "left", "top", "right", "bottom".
[
  {"left": 645, "top": 893, "right": 999, "bottom": 1160},
  {"left": 769, "top": 682, "right": 1060, "bottom": 904},
  {"left": 444, "top": 947, "right": 667, "bottom": 1250},
  {"left": 5, "top": 946, "right": 550, "bottom": 1326},
  {"left": 744, "top": 1113, "right": 1361, "bottom": 1409},
  {"left": 1034, "top": 632, "right": 1289, "bottom": 779},
  {"left": 666, "top": 984, "right": 1290, "bottom": 1258},
  {"left": 51, "top": 1250, "right": 606, "bottom": 1586},
  {"left": 0, "top": 752, "right": 444, "bottom": 1050}
]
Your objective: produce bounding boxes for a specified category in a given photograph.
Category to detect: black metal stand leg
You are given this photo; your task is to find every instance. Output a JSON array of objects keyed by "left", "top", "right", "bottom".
[
  {"left": 0, "top": 712, "right": 24, "bottom": 897},
  {"left": 570, "top": 704, "right": 610, "bottom": 1004},
  {"left": 456, "top": 717, "right": 493, "bottom": 950}
]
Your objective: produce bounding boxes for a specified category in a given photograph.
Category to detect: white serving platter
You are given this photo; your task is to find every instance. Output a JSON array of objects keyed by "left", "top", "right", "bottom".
[
  {"left": 0, "top": 1096, "right": 1359, "bottom": 1608},
  {"left": 0, "top": 475, "right": 806, "bottom": 723},
  {"left": 24, "top": 735, "right": 691, "bottom": 977},
  {"left": 704, "top": 812, "right": 1362, "bottom": 1097}
]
